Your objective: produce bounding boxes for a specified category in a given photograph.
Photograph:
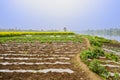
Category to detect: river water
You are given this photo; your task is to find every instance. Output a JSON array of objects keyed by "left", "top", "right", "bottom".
[
  {"left": 96, "top": 35, "right": 120, "bottom": 42},
  {"left": 76, "top": 32, "right": 120, "bottom": 42}
]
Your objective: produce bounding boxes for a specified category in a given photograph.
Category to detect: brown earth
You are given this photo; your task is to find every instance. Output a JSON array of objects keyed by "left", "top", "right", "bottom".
[
  {"left": 0, "top": 41, "right": 102, "bottom": 80},
  {"left": 104, "top": 43, "right": 120, "bottom": 48}
]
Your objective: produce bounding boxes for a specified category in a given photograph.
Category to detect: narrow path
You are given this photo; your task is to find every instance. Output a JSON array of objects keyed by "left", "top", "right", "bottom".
[
  {"left": 73, "top": 38, "right": 102, "bottom": 80},
  {"left": 74, "top": 53, "right": 102, "bottom": 80}
]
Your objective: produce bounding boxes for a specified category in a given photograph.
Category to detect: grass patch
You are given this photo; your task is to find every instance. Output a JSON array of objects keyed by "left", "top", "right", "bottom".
[{"left": 0, "top": 34, "right": 83, "bottom": 43}]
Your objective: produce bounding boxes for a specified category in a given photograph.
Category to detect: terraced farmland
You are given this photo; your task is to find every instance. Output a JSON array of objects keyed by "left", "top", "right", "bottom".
[{"left": 0, "top": 42, "right": 90, "bottom": 80}]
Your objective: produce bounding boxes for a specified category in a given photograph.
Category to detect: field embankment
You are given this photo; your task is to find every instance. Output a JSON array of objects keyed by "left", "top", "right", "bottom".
[{"left": 80, "top": 35, "right": 120, "bottom": 80}]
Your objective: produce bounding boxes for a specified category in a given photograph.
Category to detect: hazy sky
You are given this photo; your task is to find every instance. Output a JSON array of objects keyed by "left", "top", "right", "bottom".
[{"left": 0, "top": 0, "right": 120, "bottom": 31}]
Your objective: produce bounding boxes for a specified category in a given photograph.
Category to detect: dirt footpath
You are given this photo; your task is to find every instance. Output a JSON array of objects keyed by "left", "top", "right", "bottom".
[{"left": 73, "top": 54, "right": 102, "bottom": 80}]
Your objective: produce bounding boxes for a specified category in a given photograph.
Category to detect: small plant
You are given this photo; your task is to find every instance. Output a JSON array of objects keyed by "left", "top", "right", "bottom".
[{"left": 101, "top": 71, "right": 110, "bottom": 79}]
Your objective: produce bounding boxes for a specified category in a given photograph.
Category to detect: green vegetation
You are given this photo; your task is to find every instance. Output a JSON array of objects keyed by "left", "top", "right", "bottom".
[
  {"left": 80, "top": 47, "right": 105, "bottom": 64},
  {"left": 80, "top": 34, "right": 120, "bottom": 79},
  {"left": 79, "top": 35, "right": 116, "bottom": 79},
  {"left": 80, "top": 47, "right": 109, "bottom": 79},
  {"left": 105, "top": 53, "right": 119, "bottom": 62},
  {"left": 80, "top": 35, "right": 111, "bottom": 47},
  {"left": 114, "top": 72, "right": 119, "bottom": 80},
  {"left": 0, "top": 31, "right": 85, "bottom": 43},
  {"left": 80, "top": 48, "right": 110, "bottom": 79},
  {"left": 0, "top": 34, "right": 83, "bottom": 43},
  {"left": 89, "top": 59, "right": 108, "bottom": 77}
]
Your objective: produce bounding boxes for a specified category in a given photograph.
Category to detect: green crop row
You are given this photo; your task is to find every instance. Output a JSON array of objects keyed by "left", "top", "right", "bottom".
[
  {"left": 0, "top": 35, "right": 83, "bottom": 43},
  {"left": 80, "top": 47, "right": 110, "bottom": 79},
  {"left": 80, "top": 46, "right": 105, "bottom": 65},
  {"left": 80, "top": 35, "right": 120, "bottom": 79},
  {"left": 80, "top": 35, "right": 111, "bottom": 47}
]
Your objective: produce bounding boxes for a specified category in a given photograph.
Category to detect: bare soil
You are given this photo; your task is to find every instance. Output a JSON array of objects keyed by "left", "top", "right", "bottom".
[
  {"left": 0, "top": 42, "right": 93, "bottom": 80},
  {"left": 104, "top": 43, "right": 120, "bottom": 48}
]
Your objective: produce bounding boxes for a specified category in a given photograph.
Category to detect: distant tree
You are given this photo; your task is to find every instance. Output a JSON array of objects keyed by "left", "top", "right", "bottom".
[
  {"left": 41, "top": 29, "right": 44, "bottom": 31},
  {"left": 63, "top": 27, "right": 67, "bottom": 32}
]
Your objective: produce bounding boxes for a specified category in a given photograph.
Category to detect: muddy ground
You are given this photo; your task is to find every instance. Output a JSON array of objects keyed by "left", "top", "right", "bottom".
[{"left": 0, "top": 42, "right": 91, "bottom": 80}]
